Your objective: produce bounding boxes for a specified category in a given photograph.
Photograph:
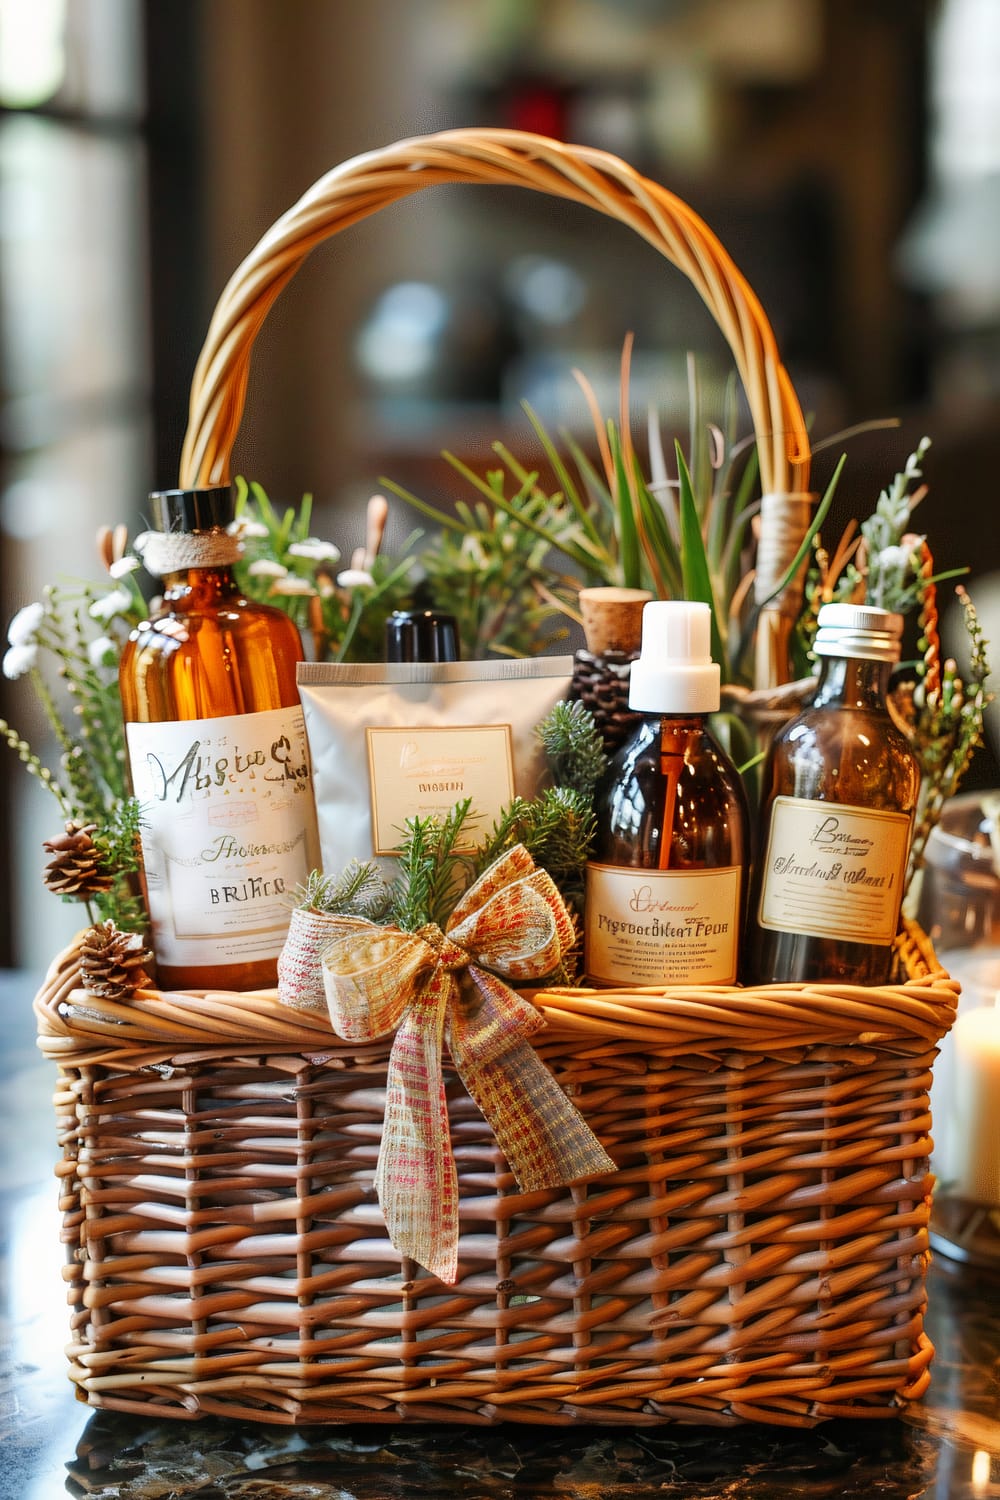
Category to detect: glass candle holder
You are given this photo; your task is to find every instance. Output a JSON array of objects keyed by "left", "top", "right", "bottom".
[{"left": 916, "top": 792, "right": 1000, "bottom": 1268}]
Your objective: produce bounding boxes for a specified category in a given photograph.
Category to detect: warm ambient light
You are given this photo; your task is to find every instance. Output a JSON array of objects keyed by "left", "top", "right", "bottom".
[
  {"left": 951, "top": 1001, "right": 1000, "bottom": 1206},
  {"left": 971, "top": 1447, "right": 992, "bottom": 1496},
  {"left": 0, "top": 0, "right": 66, "bottom": 108}
]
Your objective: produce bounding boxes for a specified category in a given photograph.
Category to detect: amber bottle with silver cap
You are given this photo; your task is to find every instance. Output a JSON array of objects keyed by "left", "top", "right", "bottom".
[{"left": 748, "top": 601, "right": 920, "bottom": 984}]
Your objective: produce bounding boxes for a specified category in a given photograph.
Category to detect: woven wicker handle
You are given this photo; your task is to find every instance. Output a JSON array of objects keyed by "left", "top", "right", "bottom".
[{"left": 179, "top": 127, "right": 812, "bottom": 685}]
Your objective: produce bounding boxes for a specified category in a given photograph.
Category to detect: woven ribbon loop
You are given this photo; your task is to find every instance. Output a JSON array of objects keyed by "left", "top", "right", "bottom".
[{"left": 321, "top": 845, "right": 615, "bottom": 1282}]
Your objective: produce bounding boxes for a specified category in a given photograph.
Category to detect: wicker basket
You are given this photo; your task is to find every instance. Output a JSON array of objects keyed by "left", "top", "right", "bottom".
[{"left": 34, "top": 129, "right": 958, "bottom": 1427}]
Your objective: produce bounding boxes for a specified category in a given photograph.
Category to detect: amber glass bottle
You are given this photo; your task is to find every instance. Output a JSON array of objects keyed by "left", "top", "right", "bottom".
[
  {"left": 119, "top": 487, "right": 319, "bottom": 991},
  {"left": 585, "top": 600, "right": 750, "bottom": 987},
  {"left": 748, "top": 602, "right": 919, "bottom": 985}
]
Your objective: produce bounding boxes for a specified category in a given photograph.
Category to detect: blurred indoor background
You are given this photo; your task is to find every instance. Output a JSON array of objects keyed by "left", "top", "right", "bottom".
[{"left": 2, "top": 0, "right": 999, "bottom": 967}]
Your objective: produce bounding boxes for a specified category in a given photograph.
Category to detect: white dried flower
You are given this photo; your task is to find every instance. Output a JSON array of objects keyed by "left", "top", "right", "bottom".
[
  {"left": 288, "top": 538, "right": 341, "bottom": 563},
  {"left": 89, "top": 587, "right": 132, "bottom": 623},
  {"left": 2, "top": 642, "right": 39, "bottom": 679},
  {"left": 109, "top": 555, "right": 142, "bottom": 579},
  {"left": 247, "top": 559, "right": 288, "bottom": 579},
  {"left": 875, "top": 544, "right": 913, "bottom": 571},
  {"left": 7, "top": 601, "right": 45, "bottom": 646},
  {"left": 336, "top": 567, "right": 375, "bottom": 589},
  {"left": 228, "top": 517, "right": 270, "bottom": 540},
  {"left": 269, "top": 576, "right": 316, "bottom": 597},
  {"left": 460, "top": 535, "right": 488, "bottom": 568},
  {"left": 87, "top": 635, "right": 118, "bottom": 669}
]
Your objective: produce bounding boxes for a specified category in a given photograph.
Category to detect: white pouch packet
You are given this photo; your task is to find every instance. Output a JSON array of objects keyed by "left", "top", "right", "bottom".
[{"left": 297, "top": 656, "right": 573, "bottom": 876}]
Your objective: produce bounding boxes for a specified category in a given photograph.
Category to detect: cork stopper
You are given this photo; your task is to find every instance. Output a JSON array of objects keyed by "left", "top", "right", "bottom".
[{"left": 578, "top": 587, "right": 652, "bottom": 656}]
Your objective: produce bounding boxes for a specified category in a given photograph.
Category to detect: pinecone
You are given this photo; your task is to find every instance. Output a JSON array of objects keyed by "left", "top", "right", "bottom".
[
  {"left": 80, "top": 920, "right": 153, "bottom": 1001},
  {"left": 569, "top": 649, "right": 644, "bottom": 753},
  {"left": 43, "top": 821, "right": 114, "bottom": 899}
]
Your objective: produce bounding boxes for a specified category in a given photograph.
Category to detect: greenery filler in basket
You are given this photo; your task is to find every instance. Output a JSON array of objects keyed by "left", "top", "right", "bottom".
[{"left": 14, "top": 130, "right": 991, "bottom": 1426}]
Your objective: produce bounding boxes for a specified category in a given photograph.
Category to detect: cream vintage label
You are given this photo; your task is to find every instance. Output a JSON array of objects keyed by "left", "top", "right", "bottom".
[
  {"left": 757, "top": 795, "right": 911, "bottom": 945},
  {"left": 126, "top": 705, "right": 319, "bottom": 967},
  {"left": 584, "top": 863, "right": 742, "bottom": 986},
  {"left": 366, "top": 724, "right": 514, "bottom": 853}
]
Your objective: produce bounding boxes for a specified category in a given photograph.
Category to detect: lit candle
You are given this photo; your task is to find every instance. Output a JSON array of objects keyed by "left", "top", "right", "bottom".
[
  {"left": 930, "top": 950, "right": 1000, "bottom": 1187},
  {"left": 951, "top": 1003, "right": 1000, "bottom": 1206}
]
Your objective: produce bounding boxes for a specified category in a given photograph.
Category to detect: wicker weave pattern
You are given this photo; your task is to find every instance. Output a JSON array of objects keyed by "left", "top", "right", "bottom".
[{"left": 35, "top": 926, "right": 955, "bottom": 1427}]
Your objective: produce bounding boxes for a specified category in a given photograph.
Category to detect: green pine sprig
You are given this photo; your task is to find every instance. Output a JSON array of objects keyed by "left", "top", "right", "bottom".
[
  {"left": 907, "top": 586, "right": 994, "bottom": 885},
  {"left": 90, "top": 796, "right": 147, "bottom": 932},
  {"left": 535, "top": 698, "right": 607, "bottom": 799},
  {"left": 293, "top": 860, "right": 392, "bottom": 920},
  {"left": 474, "top": 785, "right": 595, "bottom": 916},
  {"left": 388, "top": 798, "right": 477, "bottom": 932}
]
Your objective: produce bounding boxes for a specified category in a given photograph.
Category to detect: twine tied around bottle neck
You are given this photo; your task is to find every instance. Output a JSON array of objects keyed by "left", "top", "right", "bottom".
[{"left": 134, "top": 529, "right": 242, "bottom": 579}]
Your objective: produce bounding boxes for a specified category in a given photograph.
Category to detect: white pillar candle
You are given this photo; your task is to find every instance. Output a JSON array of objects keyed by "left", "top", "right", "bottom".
[
  {"left": 930, "top": 949, "right": 1000, "bottom": 1188},
  {"left": 951, "top": 1003, "right": 1000, "bottom": 1206}
]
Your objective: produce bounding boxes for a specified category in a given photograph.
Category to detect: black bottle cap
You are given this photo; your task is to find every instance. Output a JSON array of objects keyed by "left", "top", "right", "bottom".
[
  {"left": 385, "top": 609, "right": 460, "bottom": 663},
  {"left": 148, "top": 487, "right": 235, "bottom": 533}
]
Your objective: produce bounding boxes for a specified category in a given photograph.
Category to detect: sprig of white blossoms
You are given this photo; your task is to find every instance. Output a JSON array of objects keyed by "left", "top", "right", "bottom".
[{"left": 2, "top": 602, "right": 45, "bottom": 679}]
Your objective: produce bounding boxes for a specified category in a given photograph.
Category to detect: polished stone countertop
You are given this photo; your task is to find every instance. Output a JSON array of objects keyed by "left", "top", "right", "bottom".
[{"left": 3, "top": 969, "right": 998, "bottom": 1500}]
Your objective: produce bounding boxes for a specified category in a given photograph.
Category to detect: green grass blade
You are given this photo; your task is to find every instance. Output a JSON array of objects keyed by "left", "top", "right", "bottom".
[
  {"left": 755, "top": 453, "right": 846, "bottom": 610},
  {"left": 676, "top": 441, "right": 728, "bottom": 676},
  {"left": 564, "top": 434, "right": 614, "bottom": 513},
  {"left": 686, "top": 352, "right": 715, "bottom": 510},
  {"left": 519, "top": 401, "right": 605, "bottom": 550},
  {"left": 720, "top": 499, "right": 761, "bottom": 597},
  {"left": 610, "top": 423, "right": 641, "bottom": 589},
  {"left": 631, "top": 454, "right": 683, "bottom": 598},
  {"left": 379, "top": 475, "right": 466, "bottom": 532}
]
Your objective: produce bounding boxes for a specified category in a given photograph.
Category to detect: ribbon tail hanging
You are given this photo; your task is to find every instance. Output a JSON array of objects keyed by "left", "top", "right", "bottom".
[
  {"left": 374, "top": 963, "right": 460, "bottom": 1284},
  {"left": 450, "top": 968, "right": 616, "bottom": 1192}
]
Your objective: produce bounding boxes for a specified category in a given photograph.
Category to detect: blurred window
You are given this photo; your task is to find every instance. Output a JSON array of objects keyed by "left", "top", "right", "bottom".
[{"left": 0, "top": 0, "right": 151, "bottom": 964}]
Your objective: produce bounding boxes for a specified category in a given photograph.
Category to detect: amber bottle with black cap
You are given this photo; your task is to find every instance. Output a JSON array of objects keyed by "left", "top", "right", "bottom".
[{"left": 119, "top": 486, "right": 320, "bottom": 992}]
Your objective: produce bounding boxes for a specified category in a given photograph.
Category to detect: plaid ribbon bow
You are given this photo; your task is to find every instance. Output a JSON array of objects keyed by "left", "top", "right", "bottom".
[{"left": 320, "top": 844, "right": 616, "bottom": 1283}]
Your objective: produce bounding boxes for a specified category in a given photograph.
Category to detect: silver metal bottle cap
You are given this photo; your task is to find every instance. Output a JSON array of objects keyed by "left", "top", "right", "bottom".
[{"left": 813, "top": 602, "right": 904, "bottom": 663}]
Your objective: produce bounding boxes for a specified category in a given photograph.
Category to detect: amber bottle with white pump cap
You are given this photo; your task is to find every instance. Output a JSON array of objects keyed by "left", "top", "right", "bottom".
[
  {"left": 748, "top": 602, "right": 919, "bottom": 985},
  {"left": 585, "top": 600, "right": 750, "bottom": 987}
]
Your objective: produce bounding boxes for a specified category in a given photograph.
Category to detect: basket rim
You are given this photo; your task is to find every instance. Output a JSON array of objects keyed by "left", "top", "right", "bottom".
[{"left": 34, "top": 920, "right": 957, "bottom": 1063}]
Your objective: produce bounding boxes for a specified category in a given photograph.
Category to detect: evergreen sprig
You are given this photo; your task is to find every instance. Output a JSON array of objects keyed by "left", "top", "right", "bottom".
[
  {"left": 906, "top": 586, "right": 994, "bottom": 885},
  {"left": 380, "top": 705, "right": 606, "bottom": 935},
  {"left": 3, "top": 574, "right": 148, "bottom": 932},
  {"left": 90, "top": 796, "right": 147, "bottom": 931},
  {"left": 824, "top": 437, "right": 968, "bottom": 617},
  {"left": 293, "top": 860, "right": 392, "bottom": 920},
  {"left": 474, "top": 785, "right": 596, "bottom": 916},
  {"left": 389, "top": 798, "right": 477, "bottom": 932},
  {"left": 535, "top": 698, "right": 608, "bottom": 799}
]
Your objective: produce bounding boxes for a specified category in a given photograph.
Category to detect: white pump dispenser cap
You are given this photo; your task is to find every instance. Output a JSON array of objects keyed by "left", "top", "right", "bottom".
[{"left": 628, "top": 600, "right": 721, "bottom": 713}]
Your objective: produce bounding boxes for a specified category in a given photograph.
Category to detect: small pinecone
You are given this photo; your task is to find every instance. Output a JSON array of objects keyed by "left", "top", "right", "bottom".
[
  {"left": 80, "top": 920, "right": 153, "bottom": 1001},
  {"left": 43, "top": 821, "right": 114, "bottom": 899},
  {"left": 569, "top": 649, "right": 644, "bottom": 754}
]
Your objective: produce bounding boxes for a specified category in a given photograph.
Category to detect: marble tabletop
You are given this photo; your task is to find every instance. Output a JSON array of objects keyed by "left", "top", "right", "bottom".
[{"left": 3, "top": 969, "right": 998, "bottom": 1500}]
